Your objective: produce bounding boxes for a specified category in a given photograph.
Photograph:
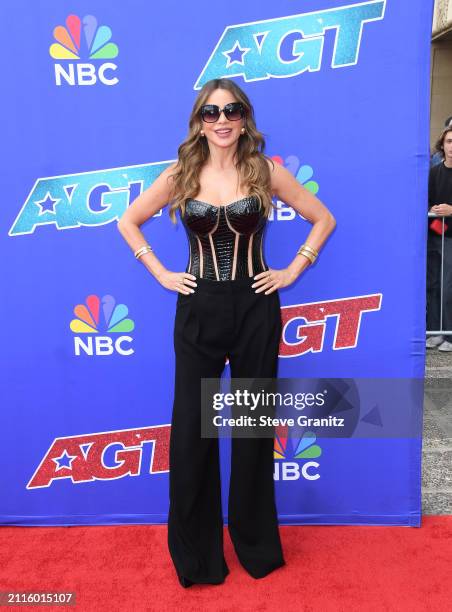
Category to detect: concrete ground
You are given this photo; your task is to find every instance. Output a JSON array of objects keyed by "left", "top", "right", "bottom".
[{"left": 423, "top": 344, "right": 452, "bottom": 514}]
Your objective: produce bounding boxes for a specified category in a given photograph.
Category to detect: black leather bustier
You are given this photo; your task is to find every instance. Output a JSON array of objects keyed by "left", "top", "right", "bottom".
[{"left": 180, "top": 195, "right": 269, "bottom": 281}]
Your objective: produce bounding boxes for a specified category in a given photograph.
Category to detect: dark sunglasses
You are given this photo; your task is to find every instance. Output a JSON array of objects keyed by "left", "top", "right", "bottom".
[{"left": 200, "top": 102, "right": 245, "bottom": 123}]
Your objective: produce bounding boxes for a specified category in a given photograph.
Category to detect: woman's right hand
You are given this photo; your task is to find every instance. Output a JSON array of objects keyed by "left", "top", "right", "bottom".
[
  {"left": 157, "top": 270, "right": 197, "bottom": 294},
  {"left": 431, "top": 203, "right": 452, "bottom": 217}
]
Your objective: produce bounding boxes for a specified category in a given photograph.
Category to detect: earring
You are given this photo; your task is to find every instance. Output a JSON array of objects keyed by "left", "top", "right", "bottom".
[
  {"left": 200, "top": 130, "right": 205, "bottom": 137},
  {"left": 241, "top": 127, "right": 245, "bottom": 134}
]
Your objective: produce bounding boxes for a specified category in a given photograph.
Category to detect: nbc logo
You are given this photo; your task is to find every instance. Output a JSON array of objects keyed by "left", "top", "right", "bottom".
[
  {"left": 49, "top": 15, "right": 119, "bottom": 86},
  {"left": 70, "top": 294, "right": 134, "bottom": 356},
  {"left": 274, "top": 429, "right": 322, "bottom": 481}
]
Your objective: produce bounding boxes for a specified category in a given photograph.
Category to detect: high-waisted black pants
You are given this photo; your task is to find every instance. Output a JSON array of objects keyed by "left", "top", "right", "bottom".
[{"left": 167, "top": 275, "right": 285, "bottom": 586}]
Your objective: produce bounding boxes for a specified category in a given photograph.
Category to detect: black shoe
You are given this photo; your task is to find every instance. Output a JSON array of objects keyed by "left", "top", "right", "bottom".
[
  {"left": 177, "top": 568, "right": 229, "bottom": 588},
  {"left": 247, "top": 558, "right": 286, "bottom": 579},
  {"left": 178, "top": 575, "right": 195, "bottom": 588}
]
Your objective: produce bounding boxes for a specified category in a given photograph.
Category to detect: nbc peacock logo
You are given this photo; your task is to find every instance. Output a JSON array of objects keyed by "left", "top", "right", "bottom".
[
  {"left": 274, "top": 427, "right": 322, "bottom": 481},
  {"left": 49, "top": 14, "right": 119, "bottom": 86},
  {"left": 70, "top": 294, "right": 134, "bottom": 356}
]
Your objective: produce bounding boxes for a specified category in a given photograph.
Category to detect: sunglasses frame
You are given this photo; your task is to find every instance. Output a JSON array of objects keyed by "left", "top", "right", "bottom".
[{"left": 200, "top": 102, "right": 245, "bottom": 123}]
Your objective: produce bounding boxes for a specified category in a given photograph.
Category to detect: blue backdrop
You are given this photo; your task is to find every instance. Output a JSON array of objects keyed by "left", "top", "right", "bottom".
[{"left": 1, "top": 0, "right": 433, "bottom": 526}]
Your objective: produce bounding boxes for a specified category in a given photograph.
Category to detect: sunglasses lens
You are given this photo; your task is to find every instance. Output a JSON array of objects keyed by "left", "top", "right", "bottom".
[
  {"left": 201, "top": 106, "right": 220, "bottom": 122},
  {"left": 224, "top": 104, "right": 243, "bottom": 121}
]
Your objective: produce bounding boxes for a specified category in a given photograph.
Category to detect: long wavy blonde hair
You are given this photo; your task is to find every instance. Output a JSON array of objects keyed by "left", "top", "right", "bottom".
[{"left": 168, "top": 78, "right": 276, "bottom": 223}]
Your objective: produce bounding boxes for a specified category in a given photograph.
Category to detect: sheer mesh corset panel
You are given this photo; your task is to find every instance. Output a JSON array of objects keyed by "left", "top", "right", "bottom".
[{"left": 180, "top": 195, "right": 269, "bottom": 281}]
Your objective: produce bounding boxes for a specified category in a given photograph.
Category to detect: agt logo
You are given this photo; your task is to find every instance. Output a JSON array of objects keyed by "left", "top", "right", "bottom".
[
  {"left": 194, "top": 0, "right": 386, "bottom": 89},
  {"left": 274, "top": 428, "right": 322, "bottom": 481},
  {"left": 70, "top": 294, "right": 135, "bottom": 356},
  {"left": 8, "top": 161, "right": 166, "bottom": 237},
  {"left": 27, "top": 425, "right": 170, "bottom": 489},
  {"left": 26, "top": 422, "right": 318, "bottom": 489},
  {"left": 279, "top": 293, "right": 382, "bottom": 357},
  {"left": 8, "top": 157, "right": 302, "bottom": 236},
  {"left": 49, "top": 14, "right": 119, "bottom": 86}
]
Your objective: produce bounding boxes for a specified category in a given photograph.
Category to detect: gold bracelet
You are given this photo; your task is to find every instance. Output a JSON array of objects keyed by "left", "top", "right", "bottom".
[
  {"left": 296, "top": 248, "right": 316, "bottom": 265},
  {"left": 296, "top": 245, "right": 317, "bottom": 259},
  {"left": 136, "top": 247, "right": 153, "bottom": 260},
  {"left": 136, "top": 248, "right": 153, "bottom": 260},
  {"left": 134, "top": 244, "right": 153, "bottom": 259},
  {"left": 134, "top": 244, "right": 152, "bottom": 259},
  {"left": 134, "top": 244, "right": 149, "bottom": 258},
  {"left": 301, "top": 244, "right": 319, "bottom": 257}
]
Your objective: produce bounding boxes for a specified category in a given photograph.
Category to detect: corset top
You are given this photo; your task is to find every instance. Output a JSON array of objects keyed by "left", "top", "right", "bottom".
[{"left": 180, "top": 195, "right": 269, "bottom": 281}]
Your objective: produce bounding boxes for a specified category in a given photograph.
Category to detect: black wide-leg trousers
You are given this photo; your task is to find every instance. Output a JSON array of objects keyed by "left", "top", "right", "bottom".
[{"left": 167, "top": 275, "right": 285, "bottom": 586}]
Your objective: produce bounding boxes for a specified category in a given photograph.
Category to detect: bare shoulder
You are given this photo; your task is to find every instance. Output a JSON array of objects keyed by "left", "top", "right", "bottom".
[
  {"left": 265, "top": 156, "right": 293, "bottom": 194},
  {"left": 155, "top": 161, "right": 179, "bottom": 194},
  {"left": 265, "top": 156, "right": 289, "bottom": 178},
  {"left": 265, "top": 156, "right": 275, "bottom": 174},
  {"left": 265, "top": 156, "right": 277, "bottom": 195},
  {"left": 161, "top": 161, "right": 179, "bottom": 181},
  {"left": 117, "top": 161, "right": 179, "bottom": 226}
]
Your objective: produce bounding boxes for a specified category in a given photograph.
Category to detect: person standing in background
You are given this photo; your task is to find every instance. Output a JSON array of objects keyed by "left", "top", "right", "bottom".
[
  {"left": 430, "top": 116, "right": 452, "bottom": 167},
  {"left": 427, "top": 125, "right": 452, "bottom": 350}
]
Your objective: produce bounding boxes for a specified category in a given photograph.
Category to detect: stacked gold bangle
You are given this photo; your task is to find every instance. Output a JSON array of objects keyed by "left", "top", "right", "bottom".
[
  {"left": 134, "top": 244, "right": 153, "bottom": 260},
  {"left": 296, "top": 243, "right": 318, "bottom": 265}
]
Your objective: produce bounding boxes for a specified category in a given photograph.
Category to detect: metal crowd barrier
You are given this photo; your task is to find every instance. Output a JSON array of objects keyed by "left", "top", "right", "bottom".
[{"left": 427, "top": 212, "right": 451, "bottom": 336}]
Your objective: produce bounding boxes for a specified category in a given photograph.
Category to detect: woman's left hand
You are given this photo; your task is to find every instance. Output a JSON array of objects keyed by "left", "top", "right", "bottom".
[{"left": 252, "top": 268, "right": 297, "bottom": 295}]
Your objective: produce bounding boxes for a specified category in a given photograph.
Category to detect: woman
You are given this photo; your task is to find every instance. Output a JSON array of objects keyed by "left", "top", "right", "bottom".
[{"left": 117, "top": 78, "right": 336, "bottom": 587}]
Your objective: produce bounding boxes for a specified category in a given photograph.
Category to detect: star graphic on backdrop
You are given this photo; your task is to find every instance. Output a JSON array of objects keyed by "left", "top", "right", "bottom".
[
  {"left": 223, "top": 42, "right": 251, "bottom": 68},
  {"left": 35, "top": 192, "right": 60, "bottom": 215},
  {"left": 53, "top": 450, "right": 77, "bottom": 471}
]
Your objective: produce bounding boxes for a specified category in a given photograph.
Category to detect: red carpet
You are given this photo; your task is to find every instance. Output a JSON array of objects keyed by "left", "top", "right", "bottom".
[{"left": 0, "top": 516, "right": 451, "bottom": 611}]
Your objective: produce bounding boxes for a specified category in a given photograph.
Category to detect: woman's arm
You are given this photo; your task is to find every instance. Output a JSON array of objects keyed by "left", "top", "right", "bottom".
[
  {"left": 269, "top": 159, "right": 336, "bottom": 280},
  {"left": 253, "top": 159, "right": 336, "bottom": 294},
  {"left": 117, "top": 162, "right": 196, "bottom": 294}
]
